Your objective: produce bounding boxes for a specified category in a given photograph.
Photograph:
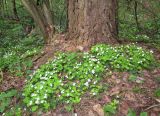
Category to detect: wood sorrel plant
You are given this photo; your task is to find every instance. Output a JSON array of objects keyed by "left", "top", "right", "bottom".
[
  {"left": 23, "top": 44, "right": 155, "bottom": 112},
  {"left": 91, "top": 44, "right": 155, "bottom": 71},
  {"left": 23, "top": 52, "right": 104, "bottom": 112}
]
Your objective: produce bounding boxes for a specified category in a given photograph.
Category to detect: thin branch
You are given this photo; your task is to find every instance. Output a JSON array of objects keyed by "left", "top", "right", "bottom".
[{"left": 144, "top": 104, "right": 160, "bottom": 111}]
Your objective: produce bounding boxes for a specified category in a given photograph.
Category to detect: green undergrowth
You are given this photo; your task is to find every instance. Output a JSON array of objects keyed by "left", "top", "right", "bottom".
[
  {"left": 0, "top": 89, "right": 17, "bottom": 113},
  {"left": 0, "top": 19, "right": 43, "bottom": 77},
  {"left": 103, "top": 100, "right": 119, "bottom": 115},
  {"left": 91, "top": 44, "right": 155, "bottom": 71},
  {"left": 23, "top": 52, "right": 104, "bottom": 111},
  {"left": 23, "top": 44, "right": 155, "bottom": 112},
  {"left": 0, "top": 35, "right": 43, "bottom": 77}
]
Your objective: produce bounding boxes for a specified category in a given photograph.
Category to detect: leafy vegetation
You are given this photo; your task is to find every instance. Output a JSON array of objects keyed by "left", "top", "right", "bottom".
[
  {"left": 127, "top": 109, "right": 148, "bottom": 116},
  {"left": 154, "top": 88, "right": 160, "bottom": 98},
  {"left": 0, "top": 89, "right": 17, "bottom": 113},
  {"left": 0, "top": 19, "right": 43, "bottom": 77},
  {"left": 23, "top": 52, "right": 104, "bottom": 111},
  {"left": 23, "top": 44, "right": 155, "bottom": 112},
  {"left": 103, "top": 100, "right": 119, "bottom": 115},
  {"left": 91, "top": 44, "right": 155, "bottom": 71}
]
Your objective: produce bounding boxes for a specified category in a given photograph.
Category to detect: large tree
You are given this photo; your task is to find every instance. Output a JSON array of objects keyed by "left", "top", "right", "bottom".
[
  {"left": 22, "top": 0, "right": 118, "bottom": 45},
  {"left": 22, "top": 0, "right": 55, "bottom": 44},
  {"left": 67, "top": 0, "right": 118, "bottom": 45}
]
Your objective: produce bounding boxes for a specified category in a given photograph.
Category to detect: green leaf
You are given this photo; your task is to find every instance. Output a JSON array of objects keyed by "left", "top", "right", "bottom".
[
  {"left": 104, "top": 105, "right": 116, "bottom": 114},
  {"left": 31, "top": 106, "right": 38, "bottom": 112},
  {"left": 127, "top": 109, "right": 136, "bottom": 116},
  {"left": 140, "top": 112, "right": 148, "bottom": 116}
]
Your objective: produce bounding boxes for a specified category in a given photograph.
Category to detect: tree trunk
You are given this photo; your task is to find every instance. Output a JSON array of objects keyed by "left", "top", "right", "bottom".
[
  {"left": 68, "top": 0, "right": 118, "bottom": 46},
  {"left": 12, "top": 0, "right": 19, "bottom": 20},
  {"left": 22, "top": 0, "right": 55, "bottom": 44},
  {"left": 134, "top": 1, "right": 140, "bottom": 31}
]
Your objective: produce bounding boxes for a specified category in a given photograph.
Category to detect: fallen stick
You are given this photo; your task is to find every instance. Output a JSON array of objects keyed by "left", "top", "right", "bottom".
[{"left": 144, "top": 104, "right": 160, "bottom": 111}]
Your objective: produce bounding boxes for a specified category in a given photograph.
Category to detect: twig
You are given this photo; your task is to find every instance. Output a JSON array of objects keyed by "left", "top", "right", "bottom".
[
  {"left": 0, "top": 70, "right": 3, "bottom": 82},
  {"left": 144, "top": 104, "right": 160, "bottom": 111}
]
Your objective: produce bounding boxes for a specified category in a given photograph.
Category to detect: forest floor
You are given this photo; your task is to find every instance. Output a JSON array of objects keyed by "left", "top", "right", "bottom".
[{"left": 1, "top": 38, "right": 160, "bottom": 116}]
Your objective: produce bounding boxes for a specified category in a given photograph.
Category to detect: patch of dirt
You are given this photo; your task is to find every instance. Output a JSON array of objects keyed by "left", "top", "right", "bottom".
[{"left": 0, "top": 72, "right": 25, "bottom": 92}]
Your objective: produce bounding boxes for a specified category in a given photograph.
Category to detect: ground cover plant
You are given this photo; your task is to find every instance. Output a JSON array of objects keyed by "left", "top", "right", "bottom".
[
  {"left": 0, "top": 19, "right": 43, "bottom": 77},
  {"left": 23, "top": 44, "right": 155, "bottom": 112},
  {"left": 0, "top": 89, "right": 17, "bottom": 113}
]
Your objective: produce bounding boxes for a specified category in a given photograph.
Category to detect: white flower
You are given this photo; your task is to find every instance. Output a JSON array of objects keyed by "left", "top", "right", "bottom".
[
  {"left": 84, "top": 82, "right": 89, "bottom": 87},
  {"left": 44, "top": 94, "right": 47, "bottom": 98},
  {"left": 35, "top": 100, "right": 40, "bottom": 104},
  {"left": 67, "top": 93, "right": 70, "bottom": 96},
  {"left": 150, "top": 50, "right": 153, "bottom": 53},
  {"left": 73, "top": 82, "right": 76, "bottom": 86},
  {"left": 93, "top": 81, "right": 97, "bottom": 84},
  {"left": 65, "top": 75, "right": 68, "bottom": 78},
  {"left": 36, "top": 97, "right": 40, "bottom": 101},
  {"left": 40, "top": 86, "right": 43, "bottom": 90},
  {"left": 91, "top": 70, "right": 95, "bottom": 74},
  {"left": 31, "top": 93, "right": 36, "bottom": 97},
  {"left": 41, "top": 100, "right": 44, "bottom": 103},
  {"left": 29, "top": 101, "right": 33, "bottom": 105},
  {"left": 66, "top": 100, "right": 69, "bottom": 103},
  {"left": 92, "top": 92, "right": 96, "bottom": 95},
  {"left": 88, "top": 79, "right": 91, "bottom": 82},
  {"left": 61, "top": 90, "right": 64, "bottom": 94}
]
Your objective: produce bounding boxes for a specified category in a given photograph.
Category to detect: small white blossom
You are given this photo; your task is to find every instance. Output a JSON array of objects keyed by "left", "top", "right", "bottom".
[
  {"left": 41, "top": 100, "right": 44, "bottom": 103},
  {"left": 44, "top": 94, "right": 47, "bottom": 98},
  {"left": 150, "top": 50, "right": 153, "bottom": 53},
  {"left": 35, "top": 100, "right": 40, "bottom": 104},
  {"left": 29, "top": 101, "right": 33, "bottom": 105},
  {"left": 67, "top": 93, "right": 70, "bottom": 96},
  {"left": 73, "top": 82, "right": 76, "bottom": 86},
  {"left": 40, "top": 86, "right": 43, "bottom": 90},
  {"left": 93, "top": 81, "right": 97, "bottom": 84},
  {"left": 91, "top": 70, "right": 95, "bottom": 74},
  {"left": 84, "top": 82, "right": 89, "bottom": 87},
  {"left": 61, "top": 90, "right": 64, "bottom": 94},
  {"left": 88, "top": 79, "right": 91, "bottom": 82}
]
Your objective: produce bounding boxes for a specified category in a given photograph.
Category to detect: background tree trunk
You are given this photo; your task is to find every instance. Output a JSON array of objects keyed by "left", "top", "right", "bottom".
[
  {"left": 22, "top": 0, "right": 55, "bottom": 44},
  {"left": 68, "top": 0, "right": 118, "bottom": 45},
  {"left": 12, "top": 0, "right": 19, "bottom": 20}
]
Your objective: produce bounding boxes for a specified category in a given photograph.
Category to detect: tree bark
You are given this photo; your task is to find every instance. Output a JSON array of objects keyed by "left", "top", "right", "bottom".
[
  {"left": 68, "top": 0, "right": 118, "bottom": 45},
  {"left": 22, "top": 0, "right": 55, "bottom": 44},
  {"left": 134, "top": 1, "right": 140, "bottom": 31},
  {"left": 12, "top": 0, "right": 19, "bottom": 20}
]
